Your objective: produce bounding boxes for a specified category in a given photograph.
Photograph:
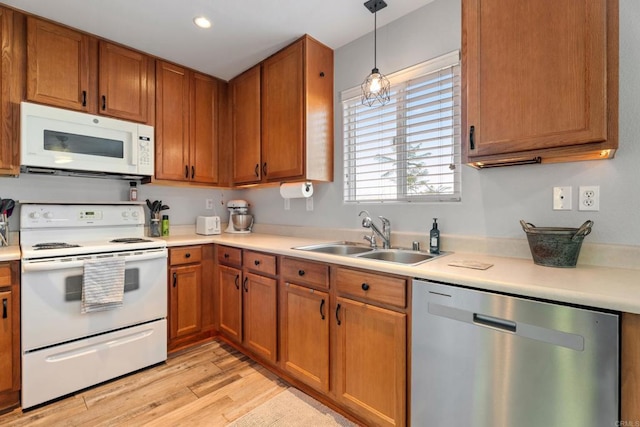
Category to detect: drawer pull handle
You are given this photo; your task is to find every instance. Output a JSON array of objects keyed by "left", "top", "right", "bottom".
[
  {"left": 262, "top": 162, "right": 268, "bottom": 176},
  {"left": 254, "top": 260, "right": 260, "bottom": 266},
  {"left": 254, "top": 164, "right": 260, "bottom": 178},
  {"left": 361, "top": 283, "right": 370, "bottom": 291},
  {"left": 101, "top": 95, "right": 106, "bottom": 110},
  {"left": 298, "top": 269, "right": 305, "bottom": 276},
  {"left": 185, "top": 253, "right": 191, "bottom": 258},
  {"left": 185, "top": 165, "right": 189, "bottom": 178},
  {"left": 2, "top": 298, "right": 6, "bottom": 319},
  {"left": 82, "top": 90, "right": 87, "bottom": 107},
  {"left": 469, "top": 125, "right": 475, "bottom": 150},
  {"left": 320, "top": 299, "right": 325, "bottom": 320},
  {"left": 234, "top": 274, "right": 240, "bottom": 290},
  {"left": 335, "top": 303, "right": 342, "bottom": 326},
  {"left": 243, "top": 277, "right": 249, "bottom": 292},
  {"left": 172, "top": 272, "right": 177, "bottom": 287}
]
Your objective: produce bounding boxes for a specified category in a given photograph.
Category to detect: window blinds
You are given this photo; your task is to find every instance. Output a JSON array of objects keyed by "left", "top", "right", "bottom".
[{"left": 342, "top": 51, "right": 461, "bottom": 203}]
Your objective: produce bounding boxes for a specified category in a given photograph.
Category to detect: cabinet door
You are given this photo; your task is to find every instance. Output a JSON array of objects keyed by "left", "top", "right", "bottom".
[
  {"left": 231, "top": 65, "right": 262, "bottom": 184},
  {"left": 218, "top": 264, "right": 242, "bottom": 343},
  {"left": 464, "top": 0, "right": 614, "bottom": 161},
  {"left": 99, "top": 41, "right": 151, "bottom": 123},
  {"left": 281, "top": 282, "right": 329, "bottom": 392},
  {"left": 190, "top": 72, "right": 218, "bottom": 184},
  {"left": 155, "top": 60, "right": 190, "bottom": 181},
  {"left": 0, "top": 8, "right": 18, "bottom": 176},
  {"left": 243, "top": 272, "right": 277, "bottom": 363},
  {"left": 262, "top": 40, "right": 304, "bottom": 181},
  {"left": 169, "top": 264, "right": 202, "bottom": 340},
  {"left": 334, "top": 297, "right": 407, "bottom": 427},
  {"left": 26, "top": 17, "right": 96, "bottom": 112},
  {"left": 0, "top": 289, "right": 12, "bottom": 393}
]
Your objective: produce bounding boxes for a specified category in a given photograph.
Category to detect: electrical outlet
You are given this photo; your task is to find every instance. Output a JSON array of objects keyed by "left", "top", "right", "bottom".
[
  {"left": 205, "top": 199, "right": 213, "bottom": 210},
  {"left": 553, "top": 186, "right": 572, "bottom": 210},
  {"left": 578, "top": 186, "right": 600, "bottom": 211},
  {"left": 306, "top": 197, "right": 314, "bottom": 211},
  {"left": 284, "top": 198, "right": 290, "bottom": 210}
]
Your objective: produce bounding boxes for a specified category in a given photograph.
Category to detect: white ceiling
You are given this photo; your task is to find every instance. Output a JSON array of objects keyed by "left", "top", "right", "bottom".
[{"left": 1, "top": 0, "right": 433, "bottom": 81}]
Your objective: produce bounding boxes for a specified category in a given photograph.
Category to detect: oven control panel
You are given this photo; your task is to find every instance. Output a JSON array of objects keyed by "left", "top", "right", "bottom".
[{"left": 21, "top": 204, "right": 146, "bottom": 228}]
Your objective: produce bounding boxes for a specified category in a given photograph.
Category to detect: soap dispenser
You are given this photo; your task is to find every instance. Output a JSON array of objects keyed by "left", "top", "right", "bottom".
[{"left": 429, "top": 218, "right": 440, "bottom": 254}]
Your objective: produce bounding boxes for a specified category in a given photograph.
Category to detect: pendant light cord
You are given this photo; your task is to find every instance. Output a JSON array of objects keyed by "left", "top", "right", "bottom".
[{"left": 373, "top": 11, "right": 377, "bottom": 69}]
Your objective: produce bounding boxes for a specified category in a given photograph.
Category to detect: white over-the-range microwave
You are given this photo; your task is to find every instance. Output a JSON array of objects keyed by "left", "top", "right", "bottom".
[{"left": 20, "top": 102, "right": 154, "bottom": 179}]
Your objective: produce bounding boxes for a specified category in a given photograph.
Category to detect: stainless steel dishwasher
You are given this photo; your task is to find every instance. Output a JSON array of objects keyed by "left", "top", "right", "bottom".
[{"left": 411, "top": 279, "right": 619, "bottom": 427}]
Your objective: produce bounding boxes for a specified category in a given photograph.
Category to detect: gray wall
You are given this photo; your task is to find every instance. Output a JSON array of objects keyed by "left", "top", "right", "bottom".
[
  {"left": 2, "top": 0, "right": 639, "bottom": 247},
  {"left": 239, "top": 0, "right": 640, "bottom": 247}
]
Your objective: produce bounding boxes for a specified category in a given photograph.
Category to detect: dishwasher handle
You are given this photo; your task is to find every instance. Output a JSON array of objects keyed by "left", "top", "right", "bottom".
[{"left": 473, "top": 313, "right": 517, "bottom": 333}]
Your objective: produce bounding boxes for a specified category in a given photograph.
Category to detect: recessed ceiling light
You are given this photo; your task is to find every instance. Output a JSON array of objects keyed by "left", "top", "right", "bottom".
[{"left": 193, "top": 16, "right": 212, "bottom": 29}]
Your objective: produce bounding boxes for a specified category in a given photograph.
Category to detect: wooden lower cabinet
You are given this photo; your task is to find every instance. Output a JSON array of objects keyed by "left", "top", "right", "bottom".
[
  {"left": 280, "top": 282, "right": 330, "bottom": 393},
  {"left": 622, "top": 312, "right": 640, "bottom": 422},
  {"left": 167, "top": 245, "right": 215, "bottom": 352},
  {"left": 169, "top": 264, "right": 202, "bottom": 339},
  {"left": 218, "top": 264, "right": 243, "bottom": 343},
  {"left": 0, "top": 261, "right": 19, "bottom": 413},
  {"left": 334, "top": 297, "right": 407, "bottom": 427},
  {"left": 217, "top": 247, "right": 278, "bottom": 364},
  {"left": 243, "top": 272, "right": 277, "bottom": 363}
]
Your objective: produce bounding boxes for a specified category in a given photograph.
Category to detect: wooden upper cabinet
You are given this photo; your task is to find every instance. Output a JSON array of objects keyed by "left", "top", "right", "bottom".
[
  {"left": 26, "top": 17, "right": 153, "bottom": 123},
  {"left": 99, "top": 41, "right": 153, "bottom": 123},
  {"left": 231, "top": 65, "right": 262, "bottom": 184},
  {"left": 155, "top": 61, "right": 190, "bottom": 181},
  {"left": 462, "top": 0, "right": 618, "bottom": 167},
  {"left": 229, "top": 35, "right": 333, "bottom": 186},
  {"left": 190, "top": 72, "right": 219, "bottom": 184},
  {"left": 262, "top": 39, "right": 304, "bottom": 181},
  {"left": 261, "top": 35, "right": 334, "bottom": 183},
  {"left": 0, "top": 7, "right": 21, "bottom": 176},
  {"left": 155, "top": 60, "right": 219, "bottom": 184},
  {"left": 27, "top": 16, "right": 95, "bottom": 112}
]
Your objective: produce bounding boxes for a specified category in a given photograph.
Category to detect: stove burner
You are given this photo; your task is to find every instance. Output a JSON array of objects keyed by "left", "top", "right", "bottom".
[
  {"left": 110, "top": 238, "right": 153, "bottom": 243},
  {"left": 33, "top": 242, "right": 81, "bottom": 250}
]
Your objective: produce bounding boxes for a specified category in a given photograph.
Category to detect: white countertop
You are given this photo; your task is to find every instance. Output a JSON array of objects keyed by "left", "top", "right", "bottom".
[
  {"left": 0, "top": 245, "right": 20, "bottom": 262},
  {"left": 162, "top": 232, "right": 640, "bottom": 315}
]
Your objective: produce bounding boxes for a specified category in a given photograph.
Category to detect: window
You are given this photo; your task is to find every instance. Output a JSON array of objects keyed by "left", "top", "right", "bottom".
[{"left": 342, "top": 51, "right": 461, "bottom": 203}]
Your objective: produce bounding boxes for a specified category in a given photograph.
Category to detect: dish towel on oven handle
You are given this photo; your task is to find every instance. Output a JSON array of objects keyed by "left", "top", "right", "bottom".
[{"left": 81, "top": 258, "right": 126, "bottom": 313}]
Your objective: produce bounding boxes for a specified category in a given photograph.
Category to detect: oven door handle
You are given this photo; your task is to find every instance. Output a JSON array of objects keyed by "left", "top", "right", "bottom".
[{"left": 22, "top": 249, "right": 168, "bottom": 272}]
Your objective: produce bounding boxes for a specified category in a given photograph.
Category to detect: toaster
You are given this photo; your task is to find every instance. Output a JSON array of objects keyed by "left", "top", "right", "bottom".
[{"left": 196, "top": 216, "right": 221, "bottom": 235}]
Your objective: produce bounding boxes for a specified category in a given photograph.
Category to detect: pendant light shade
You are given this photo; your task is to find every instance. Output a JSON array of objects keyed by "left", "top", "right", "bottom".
[{"left": 361, "top": 0, "right": 390, "bottom": 107}]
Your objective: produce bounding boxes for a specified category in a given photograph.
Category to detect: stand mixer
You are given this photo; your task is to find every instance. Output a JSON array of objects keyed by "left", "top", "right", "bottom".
[{"left": 225, "top": 200, "right": 253, "bottom": 234}]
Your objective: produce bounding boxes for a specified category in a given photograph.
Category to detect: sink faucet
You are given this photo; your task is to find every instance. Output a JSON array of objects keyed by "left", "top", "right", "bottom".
[{"left": 359, "top": 210, "right": 391, "bottom": 249}]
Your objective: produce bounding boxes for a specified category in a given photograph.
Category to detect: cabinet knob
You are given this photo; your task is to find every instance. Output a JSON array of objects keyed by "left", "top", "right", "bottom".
[
  {"left": 298, "top": 269, "right": 305, "bottom": 276},
  {"left": 224, "top": 253, "right": 230, "bottom": 258},
  {"left": 254, "top": 260, "right": 260, "bottom": 266},
  {"left": 361, "top": 282, "right": 370, "bottom": 291},
  {"left": 185, "top": 253, "right": 191, "bottom": 258},
  {"left": 320, "top": 71, "right": 325, "bottom": 77}
]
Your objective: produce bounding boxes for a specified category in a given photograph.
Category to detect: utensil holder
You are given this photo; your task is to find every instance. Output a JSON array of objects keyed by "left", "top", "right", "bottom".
[
  {"left": 0, "top": 218, "right": 7, "bottom": 247},
  {"left": 150, "top": 213, "right": 161, "bottom": 237}
]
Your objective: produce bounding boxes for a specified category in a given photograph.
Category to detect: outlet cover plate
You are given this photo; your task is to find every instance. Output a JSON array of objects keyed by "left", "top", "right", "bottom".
[{"left": 579, "top": 185, "right": 600, "bottom": 211}]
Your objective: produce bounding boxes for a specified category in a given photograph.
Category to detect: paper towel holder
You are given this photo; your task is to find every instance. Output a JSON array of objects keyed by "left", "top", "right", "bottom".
[{"left": 279, "top": 181, "right": 314, "bottom": 199}]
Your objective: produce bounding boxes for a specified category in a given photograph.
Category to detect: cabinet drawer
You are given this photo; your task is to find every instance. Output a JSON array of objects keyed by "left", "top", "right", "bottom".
[
  {"left": 282, "top": 257, "right": 329, "bottom": 290},
  {"left": 218, "top": 245, "right": 242, "bottom": 267},
  {"left": 0, "top": 264, "right": 11, "bottom": 287},
  {"left": 335, "top": 268, "right": 406, "bottom": 308},
  {"left": 244, "top": 251, "right": 277, "bottom": 276},
  {"left": 169, "top": 246, "right": 202, "bottom": 266}
]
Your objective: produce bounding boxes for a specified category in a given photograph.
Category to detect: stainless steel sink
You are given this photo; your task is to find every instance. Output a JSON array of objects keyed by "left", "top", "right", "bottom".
[
  {"left": 293, "top": 242, "right": 446, "bottom": 265},
  {"left": 356, "top": 249, "right": 437, "bottom": 265},
  {"left": 293, "top": 241, "right": 373, "bottom": 255}
]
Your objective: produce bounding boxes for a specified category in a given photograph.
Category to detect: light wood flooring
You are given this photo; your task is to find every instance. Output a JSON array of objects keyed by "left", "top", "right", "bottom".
[{"left": 0, "top": 341, "right": 292, "bottom": 426}]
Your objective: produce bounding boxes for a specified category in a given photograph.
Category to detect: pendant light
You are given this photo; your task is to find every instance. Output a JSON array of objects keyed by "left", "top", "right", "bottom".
[{"left": 361, "top": 0, "right": 390, "bottom": 107}]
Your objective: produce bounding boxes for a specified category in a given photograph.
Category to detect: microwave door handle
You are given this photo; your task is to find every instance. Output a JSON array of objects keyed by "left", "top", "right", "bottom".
[{"left": 130, "top": 135, "right": 138, "bottom": 166}]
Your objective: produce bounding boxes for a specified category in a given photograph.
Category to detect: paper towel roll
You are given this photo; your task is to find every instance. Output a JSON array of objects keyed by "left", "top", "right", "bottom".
[{"left": 280, "top": 182, "right": 314, "bottom": 198}]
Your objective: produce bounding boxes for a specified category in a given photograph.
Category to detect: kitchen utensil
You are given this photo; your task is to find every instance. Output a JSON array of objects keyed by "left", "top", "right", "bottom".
[{"left": 520, "top": 220, "right": 593, "bottom": 267}]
